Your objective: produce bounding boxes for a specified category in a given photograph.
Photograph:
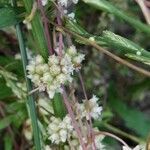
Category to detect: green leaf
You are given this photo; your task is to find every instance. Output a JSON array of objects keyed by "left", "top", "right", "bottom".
[
  {"left": 102, "top": 31, "right": 150, "bottom": 64},
  {"left": 102, "top": 31, "right": 150, "bottom": 55},
  {"left": 0, "top": 115, "right": 14, "bottom": 130},
  {"left": 65, "top": 19, "right": 89, "bottom": 35},
  {"left": 13, "top": 0, "right": 42, "bottom": 147},
  {"left": 82, "top": 0, "right": 150, "bottom": 35},
  {"left": 22, "top": 0, "right": 49, "bottom": 61},
  {"left": 0, "top": 7, "right": 22, "bottom": 28},
  {"left": 52, "top": 93, "right": 66, "bottom": 119},
  {"left": 4, "top": 134, "right": 13, "bottom": 150},
  {"left": 0, "top": 78, "right": 12, "bottom": 100},
  {"left": 125, "top": 53, "right": 150, "bottom": 65},
  {"left": 108, "top": 83, "right": 150, "bottom": 138},
  {"left": 12, "top": 107, "right": 27, "bottom": 128}
]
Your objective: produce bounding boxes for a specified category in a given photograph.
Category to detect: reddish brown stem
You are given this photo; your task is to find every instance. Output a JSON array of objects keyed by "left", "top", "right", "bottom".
[
  {"left": 62, "top": 86, "right": 87, "bottom": 150},
  {"left": 78, "top": 72, "right": 96, "bottom": 150}
]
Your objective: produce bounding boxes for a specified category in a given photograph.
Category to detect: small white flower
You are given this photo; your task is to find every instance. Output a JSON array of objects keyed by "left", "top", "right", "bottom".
[
  {"left": 68, "top": 12, "right": 75, "bottom": 19},
  {"left": 76, "top": 95, "right": 102, "bottom": 120},
  {"left": 41, "top": 0, "right": 48, "bottom": 6},
  {"left": 122, "top": 145, "right": 144, "bottom": 150},
  {"left": 48, "top": 90, "right": 55, "bottom": 99},
  {"left": 35, "top": 64, "right": 45, "bottom": 75},
  {"left": 47, "top": 115, "right": 73, "bottom": 144},
  {"left": 59, "top": 129, "right": 68, "bottom": 142},
  {"left": 45, "top": 145, "right": 52, "bottom": 150},
  {"left": 94, "top": 135, "right": 105, "bottom": 150},
  {"left": 67, "top": 45, "right": 77, "bottom": 56},
  {"left": 50, "top": 133, "right": 60, "bottom": 144},
  {"left": 50, "top": 65, "right": 61, "bottom": 76},
  {"left": 48, "top": 55, "right": 59, "bottom": 66},
  {"left": 73, "top": 54, "right": 85, "bottom": 64},
  {"left": 72, "top": 0, "right": 79, "bottom": 4},
  {"left": 32, "top": 74, "right": 41, "bottom": 83},
  {"left": 42, "top": 73, "right": 53, "bottom": 83},
  {"left": 56, "top": 73, "right": 67, "bottom": 84},
  {"left": 35, "top": 55, "right": 44, "bottom": 64},
  {"left": 58, "top": 0, "right": 68, "bottom": 7}
]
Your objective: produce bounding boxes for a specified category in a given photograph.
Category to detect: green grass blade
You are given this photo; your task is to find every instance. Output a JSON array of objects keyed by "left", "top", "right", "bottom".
[
  {"left": 11, "top": 0, "right": 41, "bottom": 149},
  {"left": 15, "top": 24, "right": 42, "bottom": 150},
  {"left": 82, "top": 0, "right": 150, "bottom": 35},
  {"left": 23, "top": 0, "right": 49, "bottom": 61}
]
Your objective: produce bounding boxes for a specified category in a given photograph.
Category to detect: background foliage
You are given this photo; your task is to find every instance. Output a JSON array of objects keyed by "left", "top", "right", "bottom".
[{"left": 0, "top": 0, "right": 150, "bottom": 149}]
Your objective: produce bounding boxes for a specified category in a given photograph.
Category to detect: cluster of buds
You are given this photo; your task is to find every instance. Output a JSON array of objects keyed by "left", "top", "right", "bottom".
[
  {"left": 45, "top": 95, "right": 105, "bottom": 149},
  {"left": 47, "top": 115, "right": 73, "bottom": 144},
  {"left": 75, "top": 95, "right": 103, "bottom": 120},
  {"left": 57, "top": 0, "right": 79, "bottom": 7},
  {"left": 27, "top": 46, "right": 85, "bottom": 99}
]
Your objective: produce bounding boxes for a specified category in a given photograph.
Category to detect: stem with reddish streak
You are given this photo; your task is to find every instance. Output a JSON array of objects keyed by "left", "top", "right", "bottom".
[
  {"left": 62, "top": 86, "right": 87, "bottom": 150},
  {"left": 37, "top": 0, "right": 53, "bottom": 55},
  {"left": 57, "top": 4, "right": 63, "bottom": 57},
  {"left": 78, "top": 71, "right": 96, "bottom": 150}
]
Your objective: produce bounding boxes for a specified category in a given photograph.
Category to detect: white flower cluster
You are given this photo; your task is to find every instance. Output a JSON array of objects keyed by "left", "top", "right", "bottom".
[
  {"left": 47, "top": 115, "right": 105, "bottom": 150},
  {"left": 58, "top": 0, "right": 79, "bottom": 7},
  {"left": 122, "top": 145, "right": 145, "bottom": 150},
  {"left": 44, "top": 94, "right": 104, "bottom": 149},
  {"left": 76, "top": 95, "right": 103, "bottom": 120},
  {"left": 27, "top": 46, "right": 84, "bottom": 99},
  {"left": 42, "top": 0, "right": 48, "bottom": 6},
  {"left": 47, "top": 115, "right": 73, "bottom": 144}
]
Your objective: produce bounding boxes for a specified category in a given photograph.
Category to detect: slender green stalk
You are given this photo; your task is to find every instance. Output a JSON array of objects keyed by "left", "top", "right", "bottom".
[
  {"left": 83, "top": 0, "right": 150, "bottom": 35},
  {"left": 11, "top": 1, "right": 41, "bottom": 149},
  {"left": 102, "top": 122, "right": 144, "bottom": 143}
]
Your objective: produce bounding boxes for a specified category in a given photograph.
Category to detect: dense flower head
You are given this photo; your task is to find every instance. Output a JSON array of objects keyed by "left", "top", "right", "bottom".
[
  {"left": 41, "top": 0, "right": 48, "bottom": 6},
  {"left": 47, "top": 115, "right": 73, "bottom": 144},
  {"left": 46, "top": 115, "right": 105, "bottom": 149},
  {"left": 27, "top": 47, "right": 84, "bottom": 99},
  {"left": 122, "top": 145, "right": 145, "bottom": 150},
  {"left": 58, "top": 0, "right": 79, "bottom": 7},
  {"left": 76, "top": 95, "right": 103, "bottom": 120}
]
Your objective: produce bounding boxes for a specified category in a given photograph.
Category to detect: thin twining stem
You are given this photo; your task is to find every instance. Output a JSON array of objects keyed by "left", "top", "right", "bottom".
[
  {"left": 56, "top": 4, "right": 63, "bottom": 57},
  {"left": 78, "top": 71, "right": 96, "bottom": 150},
  {"left": 95, "top": 131, "right": 130, "bottom": 149},
  {"left": 103, "top": 122, "right": 143, "bottom": 143},
  {"left": 62, "top": 86, "right": 87, "bottom": 150},
  {"left": 49, "top": 22, "right": 150, "bottom": 77}
]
